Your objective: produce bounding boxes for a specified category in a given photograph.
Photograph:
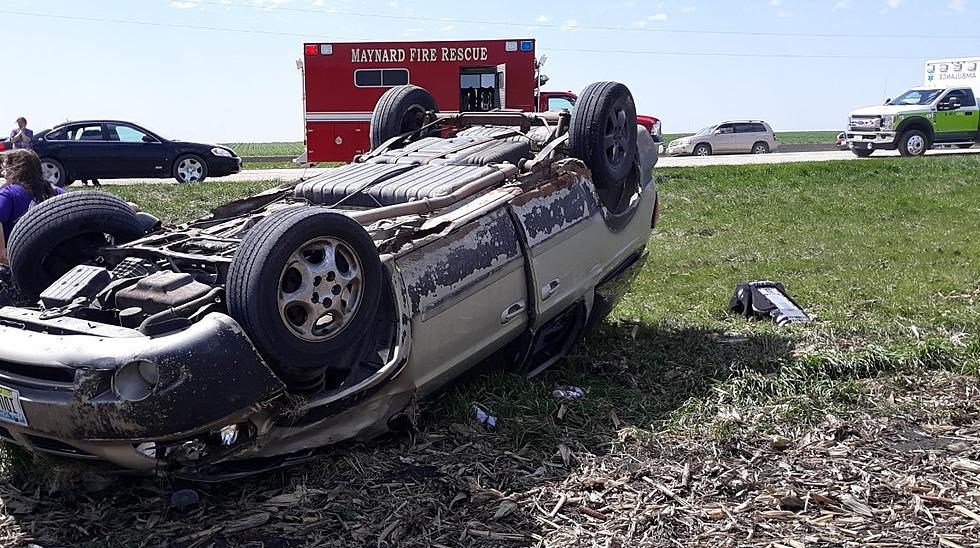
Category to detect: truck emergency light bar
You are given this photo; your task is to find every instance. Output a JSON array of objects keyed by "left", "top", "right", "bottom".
[{"left": 304, "top": 41, "right": 533, "bottom": 55}]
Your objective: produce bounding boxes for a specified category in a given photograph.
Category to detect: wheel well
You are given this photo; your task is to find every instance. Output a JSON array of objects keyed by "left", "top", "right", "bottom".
[
  {"left": 897, "top": 118, "right": 933, "bottom": 140},
  {"left": 752, "top": 141, "right": 768, "bottom": 149},
  {"left": 694, "top": 142, "right": 711, "bottom": 152}
]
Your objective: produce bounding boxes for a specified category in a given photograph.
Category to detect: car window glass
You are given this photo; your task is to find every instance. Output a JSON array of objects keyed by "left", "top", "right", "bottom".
[
  {"left": 45, "top": 128, "right": 67, "bottom": 141},
  {"left": 751, "top": 123, "right": 768, "bottom": 133},
  {"left": 962, "top": 89, "right": 978, "bottom": 107},
  {"left": 68, "top": 125, "right": 105, "bottom": 141},
  {"left": 717, "top": 124, "right": 734, "bottom": 134},
  {"left": 547, "top": 96, "right": 575, "bottom": 111},
  {"left": 109, "top": 124, "right": 151, "bottom": 143},
  {"left": 944, "top": 89, "right": 975, "bottom": 107}
]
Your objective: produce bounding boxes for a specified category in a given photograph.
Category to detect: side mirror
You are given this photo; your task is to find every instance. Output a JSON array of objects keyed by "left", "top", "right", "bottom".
[
  {"left": 142, "top": 135, "right": 156, "bottom": 143},
  {"left": 884, "top": 98, "right": 891, "bottom": 105}
]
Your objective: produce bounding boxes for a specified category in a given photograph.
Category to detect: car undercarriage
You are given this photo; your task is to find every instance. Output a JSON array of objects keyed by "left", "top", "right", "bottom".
[{"left": 0, "top": 82, "right": 658, "bottom": 479}]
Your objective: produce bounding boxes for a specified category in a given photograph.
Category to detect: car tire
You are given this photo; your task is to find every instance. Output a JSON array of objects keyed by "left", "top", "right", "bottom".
[
  {"left": 569, "top": 81, "right": 638, "bottom": 188},
  {"left": 898, "top": 130, "right": 928, "bottom": 157},
  {"left": 227, "top": 207, "right": 382, "bottom": 387},
  {"left": 956, "top": 143, "right": 974, "bottom": 149},
  {"left": 752, "top": 141, "right": 770, "bottom": 154},
  {"left": 370, "top": 85, "right": 438, "bottom": 150},
  {"left": 7, "top": 192, "right": 145, "bottom": 299},
  {"left": 173, "top": 154, "right": 208, "bottom": 183},
  {"left": 851, "top": 148, "right": 874, "bottom": 157},
  {"left": 39, "top": 158, "right": 69, "bottom": 188},
  {"left": 693, "top": 143, "right": 712, "bottom": 156}
]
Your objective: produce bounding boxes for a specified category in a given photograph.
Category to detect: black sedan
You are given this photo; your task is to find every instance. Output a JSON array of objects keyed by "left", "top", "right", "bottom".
[{"left": 28, "top": 120, "right": 242, "bottom": 186}]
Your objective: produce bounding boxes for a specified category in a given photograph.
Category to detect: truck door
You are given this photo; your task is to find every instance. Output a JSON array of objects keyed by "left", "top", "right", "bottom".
[{"left": 935, "top": 88, "right": 979, "bottom": 141}]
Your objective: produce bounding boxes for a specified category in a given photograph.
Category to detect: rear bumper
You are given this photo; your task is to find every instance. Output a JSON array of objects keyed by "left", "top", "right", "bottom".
[{"left": 0, "top": 310, "right": 284, "bottom": 470}]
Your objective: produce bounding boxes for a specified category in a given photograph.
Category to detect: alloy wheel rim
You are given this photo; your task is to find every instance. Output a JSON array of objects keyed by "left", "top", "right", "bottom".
[
  {"left": 277, "top": 236, "right": 364, "bottom": 342},
  {"left": 603, "top": 105, "right": 629, "bottom": 167},
  {"left": 41, "top": 162, "right": 61, "bottom": 185},
  {"left": 177, "top": 158, "right": 203, "bottom": 182}
]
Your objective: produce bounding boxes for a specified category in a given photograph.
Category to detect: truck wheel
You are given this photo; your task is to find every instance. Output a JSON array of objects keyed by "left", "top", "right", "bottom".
[
  {"left": 227, "top": 207, "right": 382, "bottom": 386},
  {"left": 370, "top": 85, "right": 437, "bottom": 150},
  {"left": 569, "top": 81, "right": 638, "bottom": 188},
  {"left": 751, "top": 141, "right": 770, "bottom": 154},
  {"left": 898, "top": 130, "right": 928, "bottom": 157},
  {"left": 851, "top": 148, "right": 874, "bottom": 157},
  {"left": 7, "top": 192, "right": 145, "bottom": 299},
  {"left": 693, "top": 143, "right": 712, "bottom": 156}
]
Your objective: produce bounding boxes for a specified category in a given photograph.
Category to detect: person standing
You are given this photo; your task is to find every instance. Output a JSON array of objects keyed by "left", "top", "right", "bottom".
[{"left": 9, "top": 117, "right": 34, "bottom": 150}]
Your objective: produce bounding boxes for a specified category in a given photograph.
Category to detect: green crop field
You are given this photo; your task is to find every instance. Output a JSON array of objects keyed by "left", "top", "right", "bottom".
[
  {"left": 220, "top": 141, "right": 305, "bottom": 157},
  {"left": 5, "top": 155, "right": 980, "bottom": 547}
]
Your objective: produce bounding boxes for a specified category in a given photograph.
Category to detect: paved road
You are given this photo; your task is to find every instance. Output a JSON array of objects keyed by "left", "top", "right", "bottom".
[{"left": 76, "top": 146, "right": 978, "bottom": 186}]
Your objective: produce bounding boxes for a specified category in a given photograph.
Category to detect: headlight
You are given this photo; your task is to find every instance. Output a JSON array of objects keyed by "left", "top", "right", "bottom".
[
  {"left": 880, "top": 115, "right": 895, "bottom": 130},
  {"left": 211, "top": 147, "right": 234, "bottom": 157}
]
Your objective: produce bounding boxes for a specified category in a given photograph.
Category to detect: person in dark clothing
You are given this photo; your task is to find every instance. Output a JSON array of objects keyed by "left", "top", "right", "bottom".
[{"left": 0, "top": 149, "right": 66, "bottom": 304}]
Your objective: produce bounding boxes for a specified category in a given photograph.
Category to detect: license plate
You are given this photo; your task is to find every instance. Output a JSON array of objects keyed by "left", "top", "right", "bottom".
[{"left": 0, "top": 385, "right": 28, "bottom": 427}]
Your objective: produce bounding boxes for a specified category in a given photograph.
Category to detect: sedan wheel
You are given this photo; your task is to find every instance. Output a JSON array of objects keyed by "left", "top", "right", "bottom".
[
  {"left": 40, "top": 159, "right": 66, "bottom": 187},
  {"left": 174, "top": 155, "right": 208, "bottom": 183}
]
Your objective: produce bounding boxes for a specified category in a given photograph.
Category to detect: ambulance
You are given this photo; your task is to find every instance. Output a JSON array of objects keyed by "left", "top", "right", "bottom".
[
  {"left": 845, "top": 57, "right": 979, "bottom": 156},
  {"left": 301, "top": 38, "right": 661, "bottom": 162}
]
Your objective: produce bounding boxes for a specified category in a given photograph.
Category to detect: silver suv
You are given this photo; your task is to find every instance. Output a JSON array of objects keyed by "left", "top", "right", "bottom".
[{"left": 667, "top": 120, "right": 777, "bottom": 156}]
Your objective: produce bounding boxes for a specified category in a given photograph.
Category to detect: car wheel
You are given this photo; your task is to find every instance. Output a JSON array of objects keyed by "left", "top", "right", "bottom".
[
  {"left": 370, "top": 85, "right": 438, "bottom": 150},
  {"left": 7, "top": 193, "right": 145, "bottom": 299},
  {"left": 39, "top": 158, "right": 70, "bottom": 188},
  {"left": 693, "top": 143, "right": 712, "bottom": 156},
  {"left": 227, "top": 207, "right": 382, "bottom": 387},
  {"left": 173, "top": 154, "right": 208, "bottom": 183},
  {"left": 898, "top": 130, "right": 928, "bottom": 157},
  {"left": 569, "top": 81, "right": 638, "bottom": 188},
  {"left": 851, "top": 148, "right": 874, "bottom": 157},
  {"left": 956, "top": 143, "right": 974, "bottom": 149},
  {"left": 752, "top": 141, "right": 770, "bottom": 154}
]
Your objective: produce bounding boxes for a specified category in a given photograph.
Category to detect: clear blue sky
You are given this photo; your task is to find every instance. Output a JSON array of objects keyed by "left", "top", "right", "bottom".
[{"left": 1, "top": 0, "right": 977, "bottom": 142}]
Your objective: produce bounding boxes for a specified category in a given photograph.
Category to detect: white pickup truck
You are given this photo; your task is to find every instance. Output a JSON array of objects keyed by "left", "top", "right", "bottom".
[{"left": 845, "top": 57, "right": 979, "bottom": 157}]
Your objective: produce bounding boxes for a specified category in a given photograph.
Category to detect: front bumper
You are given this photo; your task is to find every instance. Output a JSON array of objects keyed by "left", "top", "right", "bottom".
[
  {"left": 0, "top": 310, "right": 284, "bottom": 471},
  {"left": 666, "top": 142, "right": 693, "bottom": 156},
  {"left": 845, "top": 130, "right": 897, "bottom": 150},
  {"left": 210, "top": 156, "right": 243, "bottom": 177}
]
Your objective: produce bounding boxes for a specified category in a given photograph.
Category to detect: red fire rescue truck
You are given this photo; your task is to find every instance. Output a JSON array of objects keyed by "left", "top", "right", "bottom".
[{"left": 301, "top": 38, "right": 660, "bottom": 162}]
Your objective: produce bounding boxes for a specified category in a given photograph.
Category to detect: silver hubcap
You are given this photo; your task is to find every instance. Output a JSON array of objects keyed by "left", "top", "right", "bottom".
[
  {"left": 907, "top": 135, "right": 925, "bottom": 155},
  {"left": 754, "top": 145, "right": 766, "bottom": 153},
  {"left": 177, "top": 158, "right": 204, "bottom": 182},
  {"left": 278, "top": 237, "right": 363, "bottom": 342},
  {"left": 696, "top": 147, "right": 708, "bottom": 156},
  {"left": 41, "top": 162, "right": 61, "bottom": 185}
]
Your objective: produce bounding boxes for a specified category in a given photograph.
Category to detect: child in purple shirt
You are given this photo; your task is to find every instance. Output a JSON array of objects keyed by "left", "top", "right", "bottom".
[{"left": 0, "top": 150, "right": 64, "bottom": 305}]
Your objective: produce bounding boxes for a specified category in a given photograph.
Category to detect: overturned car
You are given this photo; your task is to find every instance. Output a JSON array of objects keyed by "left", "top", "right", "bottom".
[{"left": 0, "top": 82, "right": 658, "bottom": 479}]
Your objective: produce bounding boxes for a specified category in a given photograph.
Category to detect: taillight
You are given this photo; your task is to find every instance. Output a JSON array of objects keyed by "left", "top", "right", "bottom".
[{"left": 652, "top": 192, "right": 660, "bottom": 229}]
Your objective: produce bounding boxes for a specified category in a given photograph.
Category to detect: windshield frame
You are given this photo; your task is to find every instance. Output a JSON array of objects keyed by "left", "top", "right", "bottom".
[
  {"left": 694, "top": 125, "right": 716, "bottom": 136},
  {"left": 887, "top": 89, "right": 944, "bottom": 106}
]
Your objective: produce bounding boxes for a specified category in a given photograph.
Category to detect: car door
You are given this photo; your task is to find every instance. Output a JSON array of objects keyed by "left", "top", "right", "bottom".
[
  {"left": 43, "top": 123, "right": 109, "bottom": 179},
  {"left": 734, "top": 123, "right": 763, "bottom": 152},
  {"left": 394, "top": 206, "right": 529, "bottom": 397},
  {"left": 104, "top": 122, "right": 167, "bottom": 177},
  {"left": 712, "top": 123, "right": 737, "bottom": 153},
  {"left": 935, "top": 89, "right": 979, "bottom": 141}
]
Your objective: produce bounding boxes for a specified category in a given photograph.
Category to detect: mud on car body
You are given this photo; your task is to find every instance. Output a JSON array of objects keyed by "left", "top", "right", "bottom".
[{"left": 0, "top": 81, "right": 658, "bottom": 480}]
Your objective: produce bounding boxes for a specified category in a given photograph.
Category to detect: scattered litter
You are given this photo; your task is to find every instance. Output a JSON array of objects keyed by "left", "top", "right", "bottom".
[
  {"left": 730, "top": 280, "right": 810, "bottom": 325},
  {"left": 170, "top": 489, "right": 200, "bottom": 511},
  {"left": 472, "top": 405, "right": 497, "bottom": 428},
  {"left": 552, "top": 385, "right": 585, "bottom": 399}
]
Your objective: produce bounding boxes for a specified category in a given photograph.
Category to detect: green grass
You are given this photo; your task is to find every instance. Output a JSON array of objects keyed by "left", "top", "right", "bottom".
[
  {"left": 663, "top": 130, "right": 839, "bottom": 145},
  {"left": 97, "top": 155, "right": 980, "bottom": 441},
  {"left": 220, "top": 141, "right": 304, "bottom": 157}
]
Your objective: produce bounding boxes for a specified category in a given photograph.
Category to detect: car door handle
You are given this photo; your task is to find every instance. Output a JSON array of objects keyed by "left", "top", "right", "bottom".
[
  {"left": 966, "top": 111, "right": 974, "bottom": 116},
  {"left": 501, "top": 301, "right": 526, "bottom": 324},
  {"left": 541, "top": 279, "right": 561, "bottom": 301}
]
